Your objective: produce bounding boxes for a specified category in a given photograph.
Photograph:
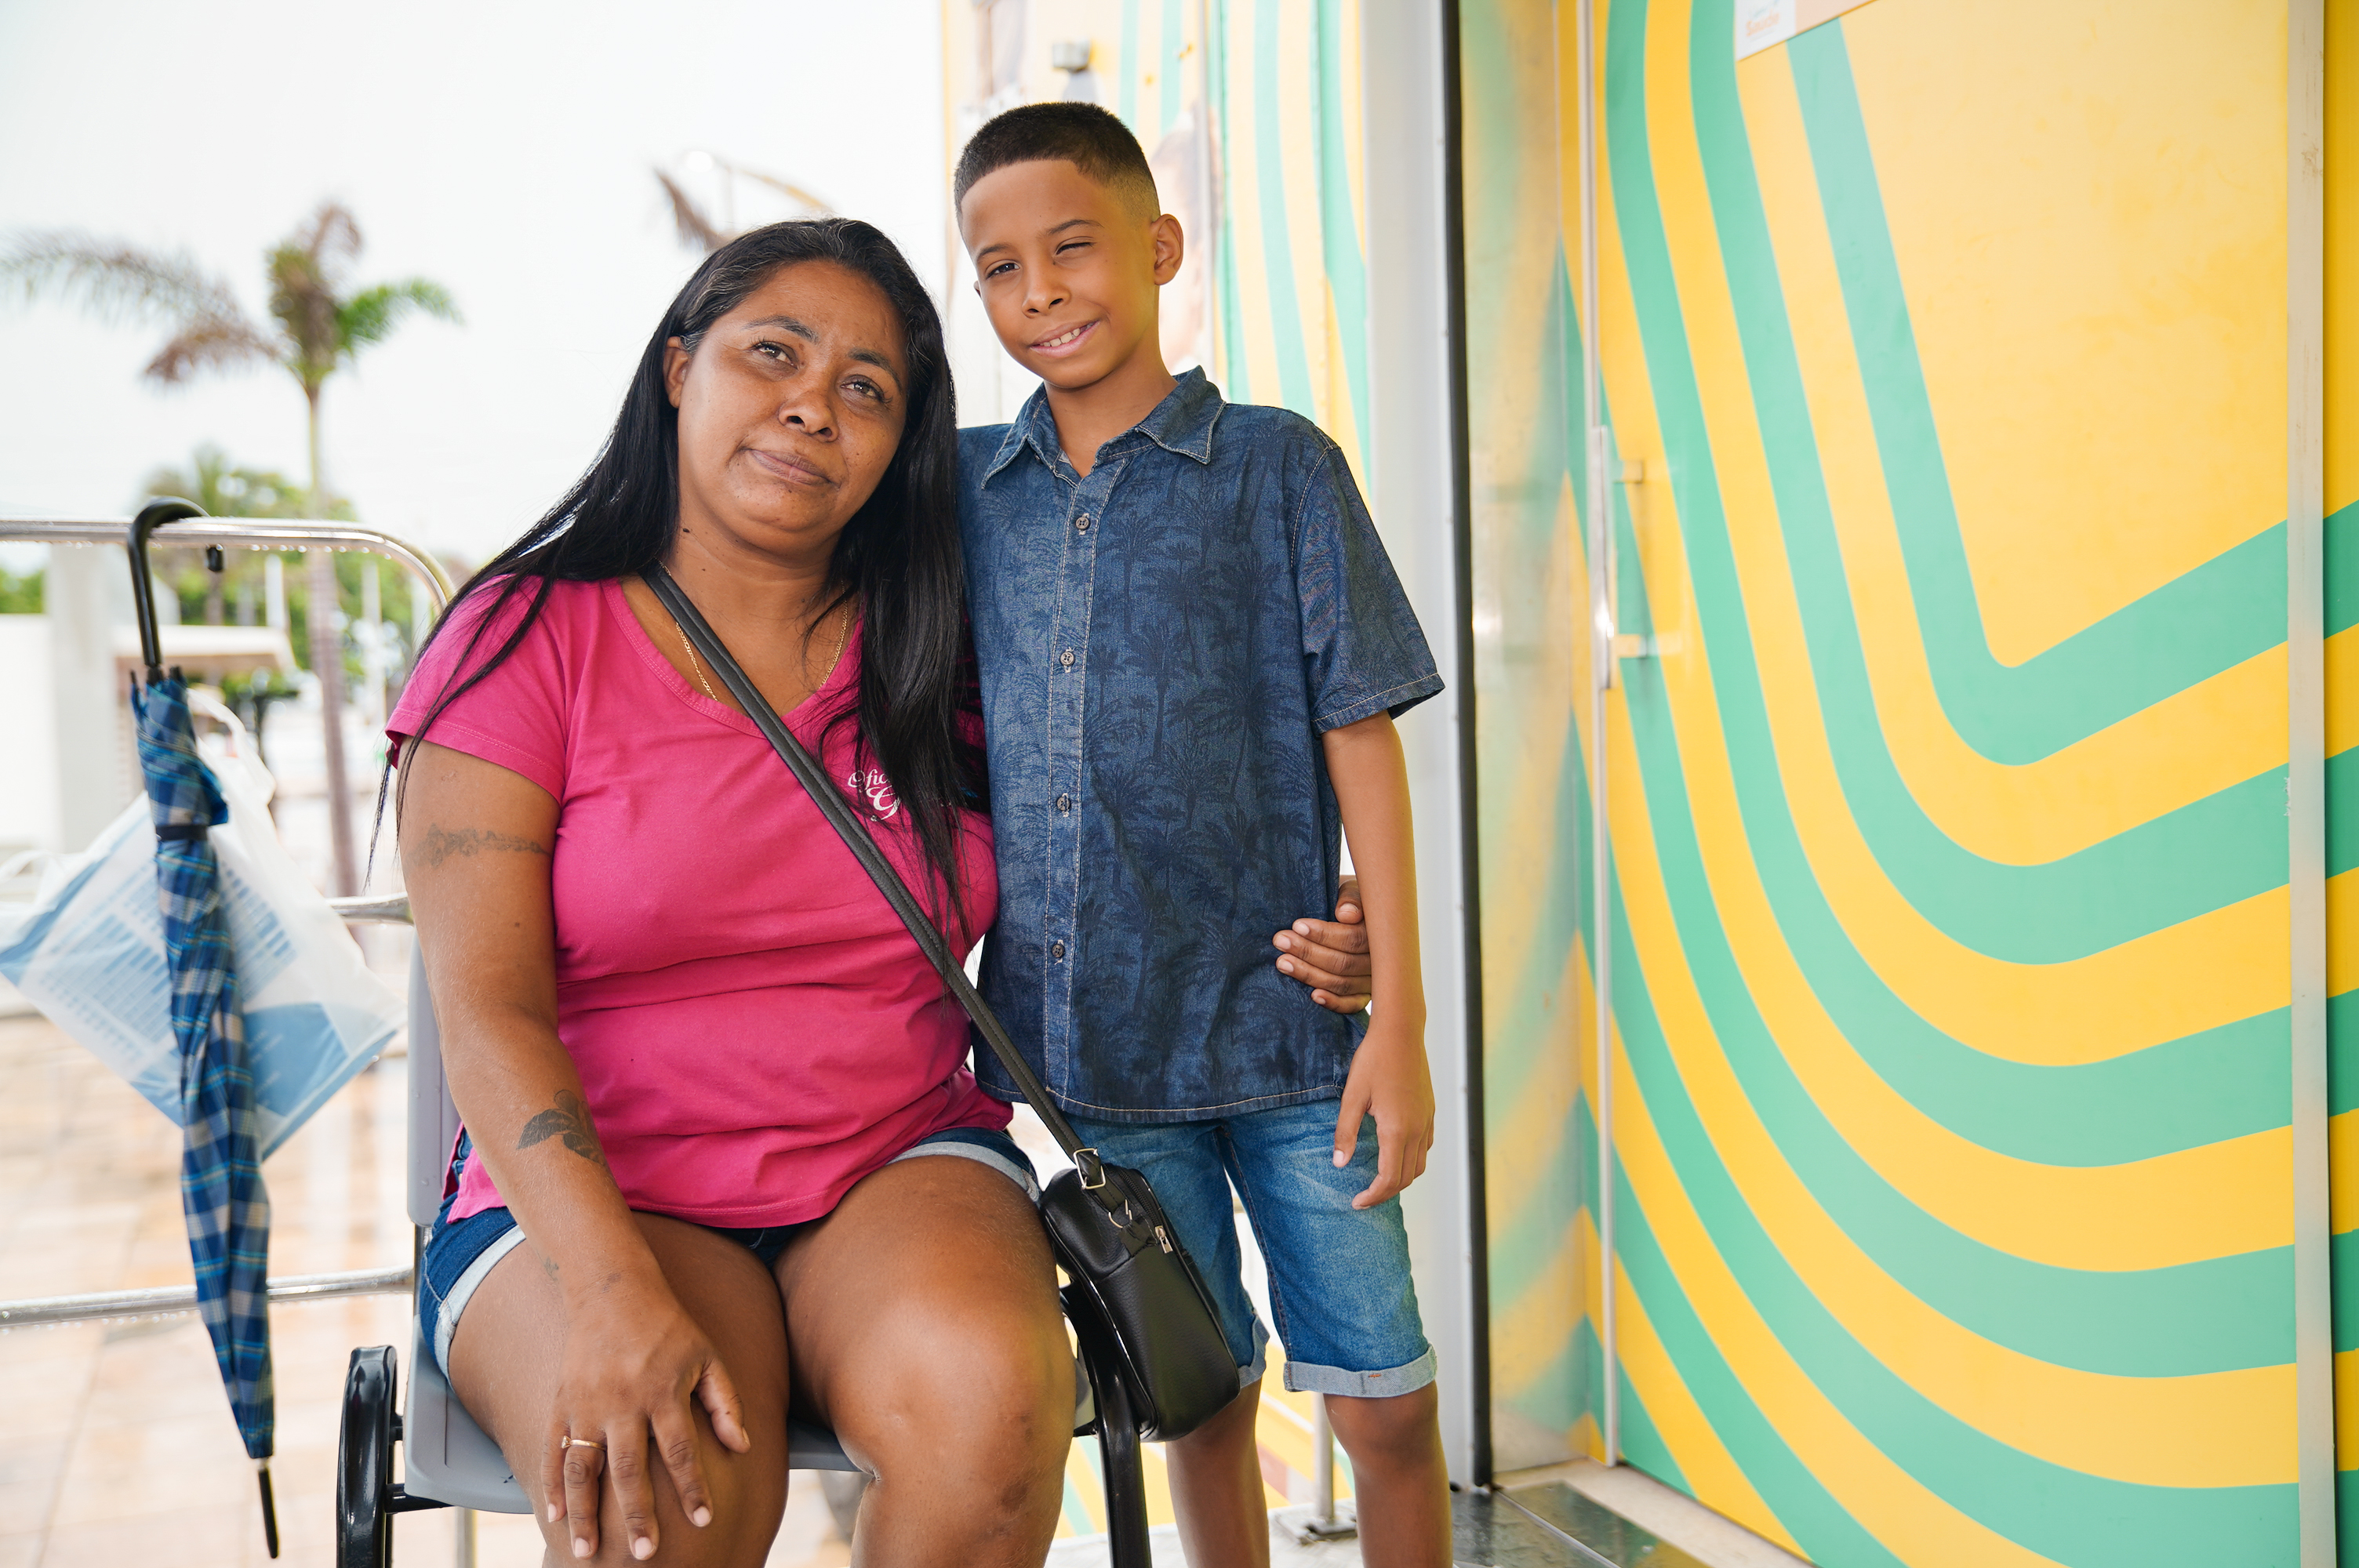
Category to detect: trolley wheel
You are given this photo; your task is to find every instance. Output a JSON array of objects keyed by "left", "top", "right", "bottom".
[{"left": 338, "top": 1344, "right": 400, "bottom": 1568}]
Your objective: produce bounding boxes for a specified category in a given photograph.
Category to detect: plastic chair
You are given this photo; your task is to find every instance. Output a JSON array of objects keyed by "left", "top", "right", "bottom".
[{"left": 336, "top": 952, "right": 1154, "bottom": 1566}]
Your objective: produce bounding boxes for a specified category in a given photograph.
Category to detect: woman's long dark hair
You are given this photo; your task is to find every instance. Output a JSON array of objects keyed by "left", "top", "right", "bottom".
[{"left": 392, "top": 219, "right": 987, "bottom": 932}]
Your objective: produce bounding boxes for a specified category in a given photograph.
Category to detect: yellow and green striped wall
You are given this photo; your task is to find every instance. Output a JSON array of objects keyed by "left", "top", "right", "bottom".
[
  {"left": 1095, "top": 0, "right": 1373, "bottom": 473},
  {"left": 951, "top": 2, "right": 2352, "bottom": 1561},
  {"left": 1466, "top": 0, "right": 2342, "bottom": 1562},
  {"left": 943, "top": 0, "right": 1373, "bottom": 469}
]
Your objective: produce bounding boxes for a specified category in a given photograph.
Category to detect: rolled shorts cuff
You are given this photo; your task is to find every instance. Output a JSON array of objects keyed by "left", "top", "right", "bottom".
[
  {"left": 1238, "top": 1318, "right": 1270, "bottom": 1388},
  {"left": 1283, "top": 1345, "right": 1438, "bottom": 1399},
  {"left": 431, "top": 1225, "right": 526, "bottom": 1377},
  {"left": 885, "top": 1125, "right": 1039, "bottom": 1201}
]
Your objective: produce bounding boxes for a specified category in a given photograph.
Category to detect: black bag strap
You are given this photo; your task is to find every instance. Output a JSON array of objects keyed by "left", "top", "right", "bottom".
[{"left": 645, "top": 565, "right": 1107, "bottom": 1188}]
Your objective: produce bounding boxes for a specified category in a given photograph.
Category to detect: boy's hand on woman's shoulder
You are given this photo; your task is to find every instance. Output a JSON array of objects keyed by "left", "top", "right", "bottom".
[{"left": 1273, "top": 876, "right": 1374, "bottom": 1013}]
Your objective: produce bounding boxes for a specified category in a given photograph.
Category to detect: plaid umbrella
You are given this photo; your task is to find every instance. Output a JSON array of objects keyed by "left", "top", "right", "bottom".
[{"left": 135, "top": 671, "right": 279, "bottom": 1556}]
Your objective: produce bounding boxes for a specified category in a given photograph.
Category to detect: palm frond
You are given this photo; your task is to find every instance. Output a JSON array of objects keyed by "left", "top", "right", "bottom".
[
  {"left": 0, "top": 231, "right": 247, "bottom": 327},
  {"left": 654, "top": 169, "right": 729, "bottom": 252},
  {"left": 145, "top": 313, "right": 280, "bottom": 383},
  {"left": 731, "top": 165, "right": 831, "bottom": 214},
  {"left": 336, "top": 278, "right": 461, "bottom": 353},
  {"left": 297, "top": 201, "right": 362, "bottom": 270}
]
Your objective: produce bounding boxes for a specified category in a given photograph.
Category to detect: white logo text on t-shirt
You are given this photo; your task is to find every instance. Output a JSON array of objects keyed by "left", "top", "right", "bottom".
[{"left": 846, "top": 767, "right": 900, "bottom": 820}]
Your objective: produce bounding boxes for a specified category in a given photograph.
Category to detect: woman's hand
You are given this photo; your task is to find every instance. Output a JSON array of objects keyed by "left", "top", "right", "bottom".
[
  {"left": 543, "top": 1272, "right": 752, "bottom": 1560},
  {"left": 1274, "top": 875, "right": 1375, "bottom": 1013}
]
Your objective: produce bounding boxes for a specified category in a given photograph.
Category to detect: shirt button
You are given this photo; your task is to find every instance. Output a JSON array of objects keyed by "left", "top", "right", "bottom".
[
  {"left": 1056, "top": 794, "right": 1071, "bottom": 813},
  {"left": 1060, "top": 648, "right": 1075, "bottom": 668},
  {"left": 1051, "top": 940, "right": 1067, "bottom": 960},
  {"left": 1075, "top": 514, "right": 1092, "bottom": 532}
]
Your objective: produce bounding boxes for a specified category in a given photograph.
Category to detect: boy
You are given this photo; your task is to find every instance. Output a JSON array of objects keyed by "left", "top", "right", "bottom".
[{"left": 951, "top": 103, "right": 1452, "bottom": 1568}]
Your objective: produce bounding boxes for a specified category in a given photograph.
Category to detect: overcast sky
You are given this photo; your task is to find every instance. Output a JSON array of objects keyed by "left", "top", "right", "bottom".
[{"left": 0, "top": 0, "right": 961, "bottom": 567}]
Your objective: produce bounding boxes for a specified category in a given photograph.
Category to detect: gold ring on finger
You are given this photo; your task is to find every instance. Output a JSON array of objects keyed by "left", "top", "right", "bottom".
[{"left": 561, "top": 1436, "right": 605, "bottom": 1451}]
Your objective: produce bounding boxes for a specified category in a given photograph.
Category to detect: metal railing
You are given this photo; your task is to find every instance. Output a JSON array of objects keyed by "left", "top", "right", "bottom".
[
  {"left": 0, "top": 1268, "right": 416, "bottom": 1330},
  {"left": 0, "top": 515, "right": 456, "bottom": 605},
  {"left": 0, "top": 518, "right": 445, "bottom": 1333}
]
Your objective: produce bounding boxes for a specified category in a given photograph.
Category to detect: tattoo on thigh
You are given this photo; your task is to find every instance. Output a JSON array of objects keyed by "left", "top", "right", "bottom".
[
  {"left": 419, "top": 825, "right": 551, "bottom": 869},
  {"left": 518, "top": 1090, "right": 606, "bottom": 1170}
]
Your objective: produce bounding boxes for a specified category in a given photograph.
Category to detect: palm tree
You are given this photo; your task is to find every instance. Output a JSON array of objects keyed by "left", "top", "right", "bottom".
[
  {"left": 2, "top": 201, "right": 459, "bottom": 895},
  {"left": 655, "top": 152, "right": 830, "bottom": 253},
  {"left": 3, "top": 201, "right": 458, "bottom": 509}
]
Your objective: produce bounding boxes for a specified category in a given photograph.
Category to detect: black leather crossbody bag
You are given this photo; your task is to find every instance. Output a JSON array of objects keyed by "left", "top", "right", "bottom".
[{"left": 646, "top": 566, "right": 1242, "bottom": 1442}]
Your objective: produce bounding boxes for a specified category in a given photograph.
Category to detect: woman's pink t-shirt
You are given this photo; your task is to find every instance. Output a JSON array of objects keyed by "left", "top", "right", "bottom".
[{"left": 388, "top": 576, "right": 1005, "bottom": 1228}]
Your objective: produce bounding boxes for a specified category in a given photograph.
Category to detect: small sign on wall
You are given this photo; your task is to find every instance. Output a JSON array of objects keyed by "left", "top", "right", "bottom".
[
  {"left": 1736, "top": 0, "right": 1877, "bottom": 60},
  {"left": 1737, "top": 0, "right": 1798, "bottom": 56}
]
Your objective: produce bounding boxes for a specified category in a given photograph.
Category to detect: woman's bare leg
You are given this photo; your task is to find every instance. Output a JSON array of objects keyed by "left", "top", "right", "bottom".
[
  {"left": 776, "top": 1157, "right": 1070, "bottom": 1567},
  {"left": 448, "top": 1214, "right": 792, "bottom": 1566}
]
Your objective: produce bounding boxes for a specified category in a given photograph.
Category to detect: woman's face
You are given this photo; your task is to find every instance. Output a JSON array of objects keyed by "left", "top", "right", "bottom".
[{"left": 664, "top": 260, "right": 911, "bottom": 564}]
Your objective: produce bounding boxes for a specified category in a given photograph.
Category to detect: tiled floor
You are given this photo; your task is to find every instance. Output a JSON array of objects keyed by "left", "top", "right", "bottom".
[
  {"left": 0, "top": 1000, "right": 853, "bottom": 1568},
  {"left": 1044, "top": 1516, "right": 1369, "bottom": 1566},
  {"left": 1448, "top": 1492, "right": 1591, "bottom": 1568},
  {"left": 1495, "top": 1485, "right": 1705, "bottom": 1566}
]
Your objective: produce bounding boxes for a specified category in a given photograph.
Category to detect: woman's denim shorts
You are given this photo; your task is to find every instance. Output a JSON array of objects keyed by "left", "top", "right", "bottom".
[{"left": 419, "top": 1123, "right": 1036, "bottom": 1377}]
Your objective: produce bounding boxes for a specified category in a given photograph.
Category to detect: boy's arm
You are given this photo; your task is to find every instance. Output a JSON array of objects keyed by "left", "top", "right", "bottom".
[{"left": 1322, "top": 711, "right": 1435, "bottom": 1209}]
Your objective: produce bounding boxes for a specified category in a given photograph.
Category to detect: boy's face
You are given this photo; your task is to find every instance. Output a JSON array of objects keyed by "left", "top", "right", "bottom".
[{"left": 959, "top": 158, "right": 1183, "bottom": 394}]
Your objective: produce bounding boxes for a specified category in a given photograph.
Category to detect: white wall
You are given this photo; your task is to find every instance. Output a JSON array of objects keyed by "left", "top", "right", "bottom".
[
  {"left": 45, "top": 544, "right": 137, "bottom": 852},
  {"left": 1361, "top": 1, "right": 1484, "bottom": 1488},
  {"left": 0, "top": 615, "right": 56, "bottom": 854}
]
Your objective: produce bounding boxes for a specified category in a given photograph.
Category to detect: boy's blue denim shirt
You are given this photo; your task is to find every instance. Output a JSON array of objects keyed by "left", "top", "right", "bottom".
[{"left": 958, "top": 369, "right": 1443, "bottom": 1122}]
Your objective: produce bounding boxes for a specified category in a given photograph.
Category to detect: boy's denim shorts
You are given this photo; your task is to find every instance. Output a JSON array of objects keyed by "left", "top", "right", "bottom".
[
  {"left": 1067, "top": 1099, "right": 1436, "bottom": 1399},
  {"left": 417, "top": 1123, "right": 1036, "bottom": 1380}
]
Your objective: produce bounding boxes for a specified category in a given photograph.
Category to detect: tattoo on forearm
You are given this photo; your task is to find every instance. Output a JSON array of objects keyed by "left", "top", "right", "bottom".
[
  {"left": 518, "top": 1090, "right": 606, "bottom": 1170},
  {"left": 419, "top": 824, "right": 551, "bottom": 869}
]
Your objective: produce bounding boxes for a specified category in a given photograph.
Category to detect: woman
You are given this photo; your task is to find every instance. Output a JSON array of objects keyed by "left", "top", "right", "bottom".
[{"left": 391, "top": 221, "right": 1071, "bottom": 1566}]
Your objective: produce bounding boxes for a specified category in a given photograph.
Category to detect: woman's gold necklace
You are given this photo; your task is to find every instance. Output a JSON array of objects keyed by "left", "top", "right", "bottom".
[
  {"left": 675, "top": 618, "right": 723, "bottom": 702},
  {"left": 675, "top": 600, "right": 849, "bottom": 709}
]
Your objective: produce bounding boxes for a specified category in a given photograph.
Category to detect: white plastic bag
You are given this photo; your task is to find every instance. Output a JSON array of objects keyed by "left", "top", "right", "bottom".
[{"left": 0, "top": 710, "right": 403, "bottom": 1157}]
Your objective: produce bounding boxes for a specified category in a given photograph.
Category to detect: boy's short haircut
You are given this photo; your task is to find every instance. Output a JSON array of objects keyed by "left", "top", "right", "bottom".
[{"left": 954, "top": 102, "right": 1161, "bottom": 223}]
